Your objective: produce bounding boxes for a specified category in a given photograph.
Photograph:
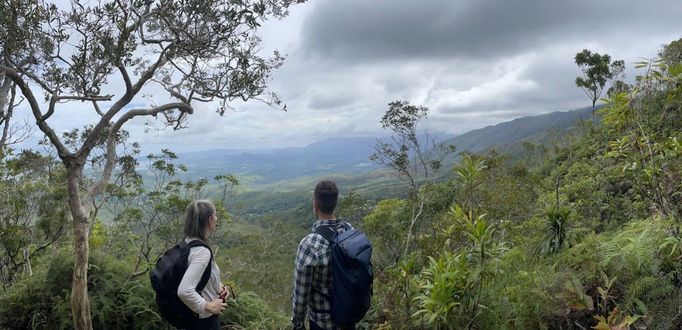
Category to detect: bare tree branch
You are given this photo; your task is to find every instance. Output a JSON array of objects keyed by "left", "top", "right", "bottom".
[
  {"left": 91, "top": 100, "right": 104, "bottom": 117},
  {"left": 78, "top": 45, "right": 171, "bottom": 159},
  {"left": 7, "top": 59, "right": 55, "bottom": 95},
  {"left": 117, "top": 64, "right": 132, "bottom": 95},
  {"left": 57, "top": 95, "right": 113, "bottom": 102},
  {"left": 40, "top": 94, "right": 113, "bottom": 122},
  {"left": 84, "top": 102, "right": 192, "bottom": 201}
]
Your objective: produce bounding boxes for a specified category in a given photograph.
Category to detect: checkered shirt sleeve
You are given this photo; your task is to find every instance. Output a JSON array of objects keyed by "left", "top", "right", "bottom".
[{"left": 292, "top": 233, "right": 318, "bottom": 323}]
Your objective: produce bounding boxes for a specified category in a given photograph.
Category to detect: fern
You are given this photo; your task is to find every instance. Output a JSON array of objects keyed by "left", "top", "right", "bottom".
[{"left": 599, "top": 221, "right": 664, "bottom": 277}]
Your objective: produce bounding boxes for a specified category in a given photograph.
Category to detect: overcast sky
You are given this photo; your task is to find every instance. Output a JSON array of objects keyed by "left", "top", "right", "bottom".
[{"left": 16, "top": 0, "right": 682, "bottom": 153}]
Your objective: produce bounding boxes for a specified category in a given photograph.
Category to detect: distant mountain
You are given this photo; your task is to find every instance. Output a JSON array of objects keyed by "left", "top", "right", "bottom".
[
  {"left": 444, "top": 106, "right": 592, "bottom": 154},
  {"left": 174, "top": 136, "right": 381, "bottom": 184},
  {"left": 167, "top": 107, "right": 592, "bottom": 187}
]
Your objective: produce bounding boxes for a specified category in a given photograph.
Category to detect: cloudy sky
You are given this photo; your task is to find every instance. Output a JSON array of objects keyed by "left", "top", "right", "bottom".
[{"left": 16, "top": 0, "right": 682, "bottom": 153}]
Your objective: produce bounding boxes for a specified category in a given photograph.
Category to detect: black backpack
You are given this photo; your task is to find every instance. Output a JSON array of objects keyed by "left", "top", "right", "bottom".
[
  {"left": 314, "top": 222, "right": 373, "bottom": 326},
  {"left": 150, "top": 240, "right": 213, "bottom": 329}
]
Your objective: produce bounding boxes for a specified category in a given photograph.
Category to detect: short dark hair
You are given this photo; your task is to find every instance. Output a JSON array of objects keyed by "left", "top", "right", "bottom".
[{"left": 314, "top": 180, "right": 338, "bottom": 215}]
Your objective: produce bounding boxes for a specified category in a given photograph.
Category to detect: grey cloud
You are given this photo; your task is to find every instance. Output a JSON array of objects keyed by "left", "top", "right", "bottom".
[
  {"left": 17, "top": 1, "right": 682, "bottom": 154},
  {"left": 307, "top": 90, "right": 355, "bottom": 109},
  {"left": 301, "top": 0, "right": 682, "bottom": 61},
  {"left": 130, "top": 1, "right": 680, "bottom": 151}
]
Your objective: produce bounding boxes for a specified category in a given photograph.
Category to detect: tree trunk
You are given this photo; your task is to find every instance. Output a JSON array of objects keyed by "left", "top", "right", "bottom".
[
  {"left": 66, "top": 163, "right": 93, "bottom": 330},
  {"left": 0, "top": 76, "right": 12, "bottom": 147},
  {"left": 403, "top": 197, "right": 425, "bottom": 259},
  {"left": 23, "top": 247, "right": 32, "bottom": 277}
]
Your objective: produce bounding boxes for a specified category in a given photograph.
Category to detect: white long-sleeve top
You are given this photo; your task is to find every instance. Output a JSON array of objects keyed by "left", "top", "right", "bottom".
[{"left": 177, "top": 237, "right": 222, "bottom": 318}]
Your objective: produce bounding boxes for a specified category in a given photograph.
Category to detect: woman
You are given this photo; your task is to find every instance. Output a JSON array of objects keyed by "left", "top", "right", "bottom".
[{"left": 177, "top": 200, "right": 229, "bottom": 330}]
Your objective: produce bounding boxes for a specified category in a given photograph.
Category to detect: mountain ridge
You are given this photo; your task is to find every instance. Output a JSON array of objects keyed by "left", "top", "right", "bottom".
[{"left": 171, "top": 106, "right": 593, "bottom": 186}]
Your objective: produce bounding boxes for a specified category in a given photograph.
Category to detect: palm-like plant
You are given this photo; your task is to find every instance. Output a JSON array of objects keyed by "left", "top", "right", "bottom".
[
  {"left": 413, "top": 252, "right": 473, "bottom": 329},
  {"left": 543, "top": 207, "right": 571, "bottom": 255},
  {"left": 452, "top": 154, "right": 487, "bottom": 212},
  {"left": 452, "top": 154, "right": 487, "bottom": 188}
]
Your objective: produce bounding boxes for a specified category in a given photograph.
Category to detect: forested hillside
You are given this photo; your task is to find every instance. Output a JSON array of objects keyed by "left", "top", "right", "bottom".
[
  {"left": 213, "top": 106, "right": 595, "bottom": 225},
  {"left": 175, "top": 137, "right": 382, "bottom": 184},
  {"left": 165, "top": 106, "right": 592, "bottom": 187},
  {"left": 0, "top": 1, "right": 680, "bottom": 328},
  {"left": 356, "top": 43, "right": 682, "bottom": 329}
]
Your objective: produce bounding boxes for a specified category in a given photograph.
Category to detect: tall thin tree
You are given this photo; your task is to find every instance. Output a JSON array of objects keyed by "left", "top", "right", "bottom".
[
  {"left": 370, "top": 101, "right": 453, "bottom": 259},
  {"left": 574, "top": 49, "right": 622, "bottom": 120}
]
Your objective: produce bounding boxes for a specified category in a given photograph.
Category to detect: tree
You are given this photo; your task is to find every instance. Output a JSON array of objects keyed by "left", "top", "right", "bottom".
[
  {"left": 0, "top": 1, "right": 302, "bottom": 328},
  {"left": 574, "top": 49, "right": 624, "bottom": 119},
  {"left": 0, "top": 150, "right": 68, "bottom": 287},
  {"left": 607, "top": 80, "right": 631, "bottom": 99},
  {"left": 336, "top": 190, "right": 372, "bottom": 224},
  {"left": 602, "top": 57, "right": 682, "bottom": 218},
  {"left": 215, "top": 173, "right": 239, "bottom": 208},
  {"left": 659, "top": 37, "right": 682, "bottom": 67},
  {"left": 0, "top": 1, "right": 34, "bottom": 149},
  {"left": 370, "top": 101, "right": 454, "bottom": 259},
  {"left": 0, "top": 77, "right": 32, "bottom": 149},
  {"left": 106, "top": 149, "right": 221, "bottom": 278}
]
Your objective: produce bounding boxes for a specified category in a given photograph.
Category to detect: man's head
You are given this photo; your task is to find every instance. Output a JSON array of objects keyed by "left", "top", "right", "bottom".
[{"left": 313, "top": 180, "right": 338, "bottom": 218}]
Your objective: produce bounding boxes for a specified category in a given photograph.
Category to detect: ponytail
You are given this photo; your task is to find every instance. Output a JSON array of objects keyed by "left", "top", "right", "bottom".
[{"left": 183, "top": 200, "right": 216, "bottom": 241}]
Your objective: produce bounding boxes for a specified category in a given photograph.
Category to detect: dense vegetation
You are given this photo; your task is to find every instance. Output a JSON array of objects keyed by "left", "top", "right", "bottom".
[
  {"left": 1, "top": 33, "right": 681, "bottom": 330},
  {"left": 358, "top": 42, "right": 682, "bottom": 329}
]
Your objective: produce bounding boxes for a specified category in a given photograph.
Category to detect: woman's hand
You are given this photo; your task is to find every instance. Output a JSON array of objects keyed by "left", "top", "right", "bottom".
[{"left": 204, "top": 298, "right": 227, "bottom": 316}]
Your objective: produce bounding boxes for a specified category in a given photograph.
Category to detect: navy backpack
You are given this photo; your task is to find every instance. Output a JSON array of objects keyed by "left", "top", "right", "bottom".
[{"left": 315, "top": 222, "right": 373, "bottom": 326}]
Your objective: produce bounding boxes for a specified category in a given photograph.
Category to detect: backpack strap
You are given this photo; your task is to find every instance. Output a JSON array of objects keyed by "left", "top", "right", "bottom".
[
  {"left": 314, "top": 225, "right": 337, "bottom": 243},
  {"left": 313, "top": 220, "right": 351, "bottom": 242},
  {"left": 341, "top": 220, "right": 353, "bottom": 231},
  {"left": 186, "top": 240, "right": 213, "bottom": 293},
  {"left": 312, "top": 224, "right": 340, "bottom": 304}
]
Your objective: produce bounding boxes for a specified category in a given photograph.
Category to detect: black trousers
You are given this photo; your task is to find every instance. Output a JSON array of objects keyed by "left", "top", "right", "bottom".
[
  {"left": 309, "top": 319, "right": 356, "bottom": 330},
  {"left": 185, "top": 315, "right": 221, "bottom": 330}
]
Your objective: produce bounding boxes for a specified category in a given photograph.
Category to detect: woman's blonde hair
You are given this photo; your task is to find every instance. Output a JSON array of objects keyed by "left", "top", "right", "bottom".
[{"left": 183, "top": 199, "right": 216, "bottom": 241}]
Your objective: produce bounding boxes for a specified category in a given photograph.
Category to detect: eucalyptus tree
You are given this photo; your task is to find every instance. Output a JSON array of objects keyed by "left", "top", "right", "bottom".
[
  {"left": 0, "top": 0, "right": 302, "bottom": 328},
  {"left": 370, "top": 101, "right": 454, "bottom": 259}
]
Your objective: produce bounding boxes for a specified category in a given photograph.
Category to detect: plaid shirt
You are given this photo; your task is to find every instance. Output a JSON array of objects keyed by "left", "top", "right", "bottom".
[{"left": 292, "top": 219, "right": 352, "bottom": 329}]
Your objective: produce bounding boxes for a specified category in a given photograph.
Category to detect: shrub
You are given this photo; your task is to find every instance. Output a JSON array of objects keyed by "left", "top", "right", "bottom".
[
  {"left": 221, "top": 291, "right": 289, "bottom": 329},
  {"left": 0, "top": 248, "right": 165, "bottom": 329}
]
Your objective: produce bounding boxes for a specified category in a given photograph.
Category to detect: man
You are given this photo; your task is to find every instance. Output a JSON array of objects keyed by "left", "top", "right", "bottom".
[{"left": 291, "top": 180, "right": 356, "bottom": 330}]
